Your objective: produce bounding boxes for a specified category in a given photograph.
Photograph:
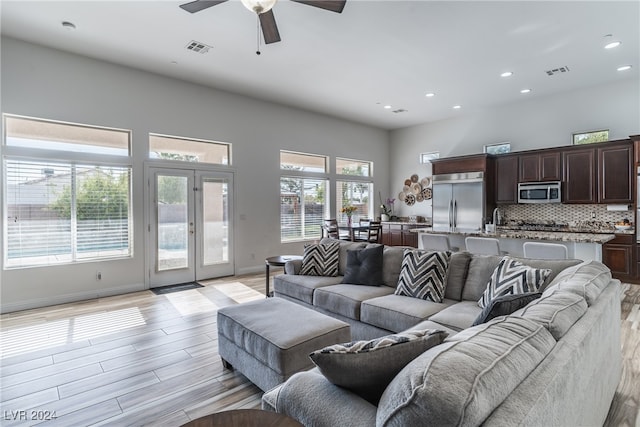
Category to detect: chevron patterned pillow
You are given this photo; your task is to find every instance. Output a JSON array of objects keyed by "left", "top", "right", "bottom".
[
  {"left": 478, "top": 257, "right": 552, "bottom": 308},
  {"left": 299, "top": 241, "right": 340, "bottom": 277},
  {"left": 394, "top": 249, "right": 451, "bottom": 303}
]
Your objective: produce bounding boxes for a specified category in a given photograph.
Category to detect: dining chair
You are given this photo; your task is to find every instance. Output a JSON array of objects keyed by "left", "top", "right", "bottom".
[
  {"left": 420, "top": 234, "right": 456, "bottom": 251},
  {"left": 523, "top": 242, "right": 568, "bottom": 260},
  {"left": 465, "top": 236, "right": 505, "bottom": 255},
  {"left": 355, "top": 221, "right": 382, "bottom": 243},
  {"left": 323, "top": 219, "right": 340, "bottom": 239}
]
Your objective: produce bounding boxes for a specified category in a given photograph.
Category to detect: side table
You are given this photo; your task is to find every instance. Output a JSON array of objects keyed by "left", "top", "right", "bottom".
[
  {"left": 265, "top": 255, "right": 302, "bottom": 297},
  {"left": 180, "top": 409, "right": 302, "bottom": 427}
]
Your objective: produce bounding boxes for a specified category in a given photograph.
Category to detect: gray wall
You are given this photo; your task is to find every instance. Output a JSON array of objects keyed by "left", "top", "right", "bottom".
[
  {"left": 390, "top": 77, "right": 640, "bottom": 217},
  {"left": 0, "top": 37, "right": 390, "bottom": 312}
]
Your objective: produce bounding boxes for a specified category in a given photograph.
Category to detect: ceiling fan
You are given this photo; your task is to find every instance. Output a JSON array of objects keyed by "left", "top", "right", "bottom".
[{"left": 179, "top": 0, "right": 346, "bottom": 45}]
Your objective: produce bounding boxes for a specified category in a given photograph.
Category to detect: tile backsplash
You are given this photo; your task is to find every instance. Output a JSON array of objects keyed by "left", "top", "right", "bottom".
[{"left": 499, "top": 204, "right": 633, "bottom": 228}]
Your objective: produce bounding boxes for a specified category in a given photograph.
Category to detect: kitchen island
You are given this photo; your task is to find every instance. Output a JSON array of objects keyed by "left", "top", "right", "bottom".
[{"left": 411, "top": 227, "right": 623, "bottom": 262}]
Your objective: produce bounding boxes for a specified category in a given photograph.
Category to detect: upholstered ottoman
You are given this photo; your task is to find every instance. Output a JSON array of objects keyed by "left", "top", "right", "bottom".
[{"left": 217, "top": 297, "right": 351, "bottom": 391}]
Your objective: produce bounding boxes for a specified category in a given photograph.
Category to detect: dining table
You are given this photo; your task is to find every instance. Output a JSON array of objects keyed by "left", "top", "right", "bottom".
[{"left": 337, "top": 224, "right": 369, "bottom": 241}]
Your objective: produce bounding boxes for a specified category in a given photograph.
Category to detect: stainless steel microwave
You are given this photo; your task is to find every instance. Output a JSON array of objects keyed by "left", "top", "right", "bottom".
[{"left": 517, "top": 181, "right": 561, "bottom": 203}]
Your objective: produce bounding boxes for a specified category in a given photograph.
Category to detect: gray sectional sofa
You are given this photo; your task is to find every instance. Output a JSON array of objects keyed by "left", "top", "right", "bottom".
[{"left": 263, "top": 238, "right": 622, "bottom": 426}]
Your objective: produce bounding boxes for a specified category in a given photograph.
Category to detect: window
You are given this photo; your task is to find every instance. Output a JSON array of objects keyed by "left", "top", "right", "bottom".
[
  {"left": 484, "top": 142, "right": 511, "bottom": 155},
  {"left": 3, "top": 115, "right": 132, "bottom": 268},
  {"left": 336, "top": 157, "right": 371, "bottom": 177},
  {"left": 336, "top": 157, "right": 373, "bottom": 222},
  {"left": 573, "top": 130, "right": 609, "bottom": 145},
  {"left": 280, "top": 151, "right": 328, "bottom": 242},
  {"left": 419, "top": 151, "right": 440, "bottom": 164},
  {"left": 336, "top": 180, "right": 373, "bottom": 222},
  {"left": 149, "top": 134, "right": 230, "bottom": 165}
]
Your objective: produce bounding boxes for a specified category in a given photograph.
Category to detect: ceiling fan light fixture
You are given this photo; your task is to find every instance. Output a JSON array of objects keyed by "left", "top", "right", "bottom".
[{"left": 241, "top": 0, "right": 278, "bottom": 14}]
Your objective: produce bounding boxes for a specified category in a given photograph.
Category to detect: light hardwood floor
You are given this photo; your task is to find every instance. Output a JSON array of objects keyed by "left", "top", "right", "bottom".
[{"left": 0, "top": 274, "right": 638, "bottom": 426}]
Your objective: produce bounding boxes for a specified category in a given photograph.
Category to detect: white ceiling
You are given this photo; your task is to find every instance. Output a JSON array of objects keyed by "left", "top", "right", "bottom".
[{"left": 1, "top": 1, "right": 638, "bottom": 130}]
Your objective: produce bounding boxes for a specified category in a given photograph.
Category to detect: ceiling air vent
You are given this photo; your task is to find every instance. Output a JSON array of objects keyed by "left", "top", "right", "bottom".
[
  {"left": 392, "top": 109, "right": 408, "bottom": 114},
  {"left": 186, "top": 40, "right": 212, "bottom": 54},
  {"left": 545, "top": 66, "right": 570, "bottom": 76}
]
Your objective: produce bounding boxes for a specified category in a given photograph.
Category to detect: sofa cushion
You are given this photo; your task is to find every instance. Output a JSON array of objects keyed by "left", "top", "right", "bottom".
[
  {"left": 428, "top": 300, "right": 484, "bottom": 331},
  {"left": 394, "top": 249, "right": 451, "bottom": 303},
  {"left": 544, "top": 260, "right": 612, "bottom": 306},
  {"left": 274, "top": 274, "right": 344, "bottom": 305},
  {"left": 380, "top": 246, "right": 407, "bottom": 288},
  {"left": 461, "top": 255, "right": 503, "bottom": 301},
  {"left": 516, "top": 289, "right": 588, "bottom": 340},
  {"left": 478, "top": 257, "right": 551, "bottom": 308},
  {"left": 461, "top": 255, "right": 576, "bottom": 302},
  {"left": 313, "top": 284, "right": 395, "bottom": 320},
  {"left": 377, "top": 317, "right": 556, "bottom": 427},
  {"left": 472, "top": 292, "right": 542, "bottom": 326},
  {"left": 341, "top": 245, "right": 384, "bottom": 286},
  {"left": 320, "top": 238, "right": 367, "bottom": 276},
  {"left": 310, "top": 329, "right": 447, "bottom": 405},
  {"left": 361, "top": 295, "right": 457, "bottom": 333},
  {"left": 300, "top": 241, "right": 340, "bottom": 277},
  {"left": 444, "top": 251, "right": 472, "bottom": 301}
]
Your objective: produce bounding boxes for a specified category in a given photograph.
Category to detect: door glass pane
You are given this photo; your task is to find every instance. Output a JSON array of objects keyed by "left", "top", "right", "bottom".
[
  {"left": 202, "top": 178, "right": 228, "bottom": 265},
  {"left": 157, "top": 175, "right": 189, "bottom": 271}
]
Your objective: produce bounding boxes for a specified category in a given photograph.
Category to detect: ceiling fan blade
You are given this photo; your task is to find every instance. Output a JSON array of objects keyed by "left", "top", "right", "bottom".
[
  {"left": 290, "top": 0, "right": 346, "bottom": 13},
  {"left": 259, "top": 10, "right": 281, "bottom": 44},
  {"left": 179, "top": 0, "right": 228, "bottom": 14}
]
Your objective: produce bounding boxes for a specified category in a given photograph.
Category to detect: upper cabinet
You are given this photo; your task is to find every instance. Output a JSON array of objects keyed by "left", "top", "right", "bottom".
[
  {"left": 495, "top": 155, "right": 519, "bottom": 204},
  {"left": 431, "top": 154, "right": 491, "bottom": 175},
  {"left": 563, "top": 148, "right": 596, "bottom": 203},
  {"left": 563, "top": 140, "right": 633, "bottom": 204},
  {"left": 597, "top": 142, "right": 633, "bottom": 204},
  {"left": 519, "top": 151, "right": 561, "bottom": 182}
]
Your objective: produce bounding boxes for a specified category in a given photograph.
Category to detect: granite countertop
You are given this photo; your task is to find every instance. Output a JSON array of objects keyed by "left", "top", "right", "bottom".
[
  {"left": 382, "top": 220, "right": 431, "bottom": 227},
  {"left": 411, "top": 227, "right": 618, "bottom": 244}
]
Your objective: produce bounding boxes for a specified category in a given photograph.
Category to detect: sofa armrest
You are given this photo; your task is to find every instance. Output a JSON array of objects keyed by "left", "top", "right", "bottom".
[
  {"left": 262, "top": 370, "right": 377, "bottom": 427},
  {"left": 285, "top": 259, "right": 303, "bottom": 275}
]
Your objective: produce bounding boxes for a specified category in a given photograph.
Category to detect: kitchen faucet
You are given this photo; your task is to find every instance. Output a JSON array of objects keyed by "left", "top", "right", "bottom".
[{"left": 493, "top": 207, "right": 501, "bottom": 226}]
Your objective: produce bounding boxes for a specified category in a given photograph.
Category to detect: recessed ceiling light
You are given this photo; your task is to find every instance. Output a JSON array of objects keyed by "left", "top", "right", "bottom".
[
  {"left": 425, "top": 92, "right": 435, "bottom": 98},
  {"left": 383, "top": 105, "right": 392, "bottom": 109},
  {"left": 604, "top": 41, "right": 621, "bottom": 49},
  {"left": 617, "top": 65, "right": 632, "bottom": 71},
  {"left": 520, "top": 88, "right": 531, "bottom": 94},
  {"left": 452, "top": 105, "right": 461, "bottom": 109},
  {"left": 500, "top": 71, "right": 513, "bottom": 78},
  {"left": 61, "top": 21, "right": 76, "bottom": 31}
]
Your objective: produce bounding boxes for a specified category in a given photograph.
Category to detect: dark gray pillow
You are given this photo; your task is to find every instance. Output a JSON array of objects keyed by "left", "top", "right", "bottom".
[
  {"left": 472, "top": 292, "right": 542, "bottom": 326},
  {"left": 310, "top": 329, "right": 447, "bottom": 404},
  {"left": 341, "top": 245, "right": 384, "bottom": 286}
]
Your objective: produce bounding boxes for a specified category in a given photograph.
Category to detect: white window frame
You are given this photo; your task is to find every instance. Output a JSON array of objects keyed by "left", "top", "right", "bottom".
[
  {"left": 335, "top": 157, "right": 374, "bottom": 221},
  {"left": 280, "top": 151, "right": 329, "bottom": 243},
  {"left": 2, "top": 114, "right": 133, "bottom": 269}
]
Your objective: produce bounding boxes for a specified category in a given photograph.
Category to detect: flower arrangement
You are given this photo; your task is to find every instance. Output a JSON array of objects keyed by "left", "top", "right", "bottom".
[{"left": 340, "top": 205, "right": 358, "bottom": 216}]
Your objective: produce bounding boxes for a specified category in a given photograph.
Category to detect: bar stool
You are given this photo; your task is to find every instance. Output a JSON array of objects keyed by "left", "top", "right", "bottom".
[
  {"left": 465, "top": 237, "right": 505, "bottom": 255},
  {"left": 523, "top": 242, "right": 568, "bottom": 260},
  {"left": 420, "top": 234, "right": 457, "bottom": 251}
]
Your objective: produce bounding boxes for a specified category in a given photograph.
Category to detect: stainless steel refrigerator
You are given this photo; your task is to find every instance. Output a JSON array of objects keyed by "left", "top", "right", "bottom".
[{"left": 432, "top": 172, "right": 484, "bottom": 233}]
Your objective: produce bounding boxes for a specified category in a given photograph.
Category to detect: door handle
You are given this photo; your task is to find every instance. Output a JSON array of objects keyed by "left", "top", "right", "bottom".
[{"left": 453, "top": 200, "right": 457, "bottom": 229}]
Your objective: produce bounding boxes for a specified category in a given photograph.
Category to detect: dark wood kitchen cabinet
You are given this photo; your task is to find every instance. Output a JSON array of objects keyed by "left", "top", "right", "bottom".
[
  {"left": 381, "top": 223, "right": 422, "bottom": 247},
  {"left": 563, "top": 148, "right": 596, "bottom": 203},
  {"left": 519, "top": 151, "right": 561, "bottom": 182},
  {"left": 597, "top": 143, "right": 633, "bottom": 203},
  {"left": 495, "top": 154, "right": 518, "bottom": 204},
  {"left": 603, "top": 234, "right": 634, "bottom": 282}
]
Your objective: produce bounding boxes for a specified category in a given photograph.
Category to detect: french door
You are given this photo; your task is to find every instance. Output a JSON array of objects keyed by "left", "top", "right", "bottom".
[{"left": 147, "top": 167, "right": 234, "bottom": 287}]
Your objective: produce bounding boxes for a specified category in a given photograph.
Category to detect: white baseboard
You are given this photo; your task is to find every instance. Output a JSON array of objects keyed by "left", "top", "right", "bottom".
[
  {"left": 0, "top": 283, "right": 146, "bottom": 314},
  {"left": 236, "top": 265, "right": 265, "bottom": 276}
]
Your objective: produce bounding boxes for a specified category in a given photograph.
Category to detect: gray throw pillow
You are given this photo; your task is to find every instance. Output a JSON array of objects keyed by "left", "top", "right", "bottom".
[
  {"left": 309, "top": 329, "right": 448, "bottom": 404},
  {"left": 395, "top": 249, "right": 451, "bottom": 303},
  {"left": 341, "top": 245, "right": 384, "bottom": 286},
  {"left": 472, "top": 292, "right": 542, "bottom": 326},
  {"left": 299, "top": 241, "right": 340, "bottom": 277},
  {"left": 478, "top": 256, "right": 551, "bottom": 308}
]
